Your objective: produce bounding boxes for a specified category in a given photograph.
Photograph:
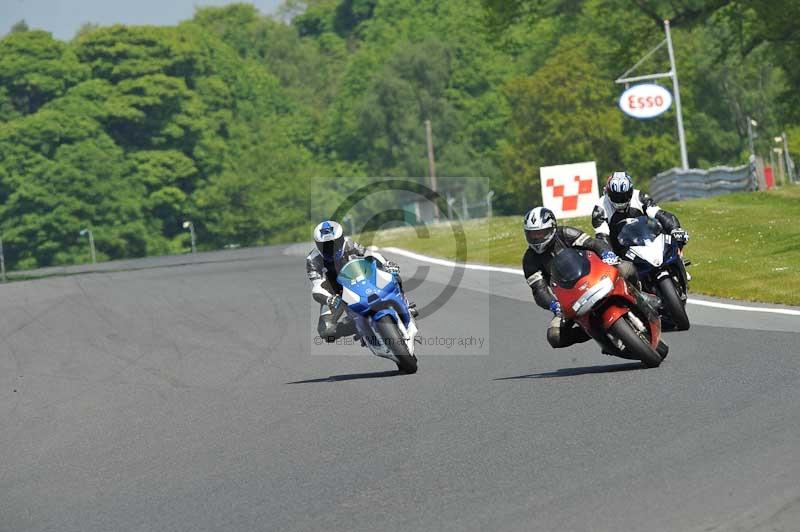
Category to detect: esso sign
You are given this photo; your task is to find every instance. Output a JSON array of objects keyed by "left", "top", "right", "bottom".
[{"left": 619, "top": 84, "right": 672, "bottom": 119}]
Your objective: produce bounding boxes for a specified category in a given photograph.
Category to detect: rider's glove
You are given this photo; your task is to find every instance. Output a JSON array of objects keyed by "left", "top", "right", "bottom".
[
  {"left": 601, "top": 251, "right": 621, "bottom": 265},
  {"left": 549, "top": 299, "right": 562, "bottom": 317},
  {"left": 326, "top": 294, "right": 342, "bottom": 309},
  {"left": 671, "top": 228, "right": 689, "bottom": 244},
  {"left": 384, "top": 261, "right": 400, "bottom": 274}
]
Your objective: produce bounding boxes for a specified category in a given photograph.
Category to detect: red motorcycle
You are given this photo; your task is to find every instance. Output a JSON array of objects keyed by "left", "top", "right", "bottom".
[{"left": 550, "top": 248, "right": 668, "bottom": 368}]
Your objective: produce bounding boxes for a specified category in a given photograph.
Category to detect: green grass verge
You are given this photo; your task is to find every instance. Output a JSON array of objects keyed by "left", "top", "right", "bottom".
[{"left": 366, "top": 184, "right": 800, "bottom": 306}]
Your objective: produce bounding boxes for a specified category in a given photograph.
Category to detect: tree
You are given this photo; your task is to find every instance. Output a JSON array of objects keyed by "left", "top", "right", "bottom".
[
  {"left": 502, "top": 37, "right": 624, "bottom": 212},
  {"left": 9, "top": 20, "right": 29, "bottom": 34},
  {"left": 0, "top": 31, "right": 88, "bottom": 115},
  {"left": 0, "top": 0, "right": 796, "bottom": 268}
]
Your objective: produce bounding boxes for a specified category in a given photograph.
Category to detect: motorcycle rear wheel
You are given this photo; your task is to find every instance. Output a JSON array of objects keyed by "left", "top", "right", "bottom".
[
  {"left": 609, "top": 315, "right": 663, "bottom": 368},
  {"left": 375, "top": 316, "right": 418, "bottom": 374}
]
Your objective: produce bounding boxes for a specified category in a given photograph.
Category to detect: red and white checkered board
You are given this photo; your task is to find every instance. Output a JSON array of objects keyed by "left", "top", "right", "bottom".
[{"left": 539, "top": 161, "right": 599, "bottom": 220}]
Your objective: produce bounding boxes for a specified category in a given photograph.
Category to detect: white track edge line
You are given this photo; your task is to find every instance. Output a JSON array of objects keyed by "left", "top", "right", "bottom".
[{"left": 383, "top": 247, "right": 800, "bottom": 317}]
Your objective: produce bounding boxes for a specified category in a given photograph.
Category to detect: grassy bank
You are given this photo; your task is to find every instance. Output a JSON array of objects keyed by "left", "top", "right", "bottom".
[{"left": 368, "top": 185, "right": 800, "bottom": 306}]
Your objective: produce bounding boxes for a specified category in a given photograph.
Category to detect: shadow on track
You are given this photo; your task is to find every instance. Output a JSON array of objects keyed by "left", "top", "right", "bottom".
[
  {"left": 287, "top": 370, "right": 402, "bottom": 384},
  {"left": 495, "top": 362, "right": 643, "bottom": 380}
]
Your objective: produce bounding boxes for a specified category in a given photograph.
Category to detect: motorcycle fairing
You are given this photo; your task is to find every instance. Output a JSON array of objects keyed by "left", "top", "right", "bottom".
[{"left": 336, "top": 257, "right": 417, "bottom": 359}]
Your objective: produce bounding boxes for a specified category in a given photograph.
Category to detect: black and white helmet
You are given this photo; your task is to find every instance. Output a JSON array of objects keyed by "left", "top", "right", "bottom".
[
  {"left": 605, "top": 171, "right": 634, "bottom": 211},
  {"left": 523, "top": 207, "right": 557, "bottom": 253},
  {"left": 313, "top": 220, "right": 344, "bottom": 261}
]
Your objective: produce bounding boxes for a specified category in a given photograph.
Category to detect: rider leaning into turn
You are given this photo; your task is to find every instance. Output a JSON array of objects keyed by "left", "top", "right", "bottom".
[
  {"left": 592, "top": 171, "right": 689, "bottom": 251},
  {"left": 306, "top": 220, "right": 412, "bottom": 343},
  {"left": 522, "top": 206, "right": 647, "bottom": 349}
]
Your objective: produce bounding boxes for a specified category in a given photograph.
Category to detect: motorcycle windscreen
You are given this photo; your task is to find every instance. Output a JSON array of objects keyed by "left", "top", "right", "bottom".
[
  {"left": 617, "top": 216, "right": 663, "bottom": 247},
  {"left": 550, "top": 248, "right": 590, "bottom": 289},
  {"left": 337, "top": 258, "right": 376, "bottom": 286}
]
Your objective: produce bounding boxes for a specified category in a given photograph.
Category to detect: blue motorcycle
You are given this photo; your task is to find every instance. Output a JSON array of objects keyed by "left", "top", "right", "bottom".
[
  {"left": 336, "top": 256, "right": 419, "bottom": 373},
  {"left": 614, "top": 216, "right": 691, "bottom": 331}
]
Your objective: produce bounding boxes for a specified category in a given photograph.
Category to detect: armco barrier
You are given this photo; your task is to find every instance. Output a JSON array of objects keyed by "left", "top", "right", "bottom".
[{"left": 649, "top": 165, "right": 755, "bottom": 202}]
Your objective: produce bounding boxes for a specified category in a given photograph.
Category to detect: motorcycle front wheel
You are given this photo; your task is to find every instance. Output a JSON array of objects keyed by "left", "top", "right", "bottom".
[
  {"left": 657, "top": 277, "right": 690, "bottom": 331},
  {"left": 609, "top": 315, "right": 663, "bottom": 368},
  {"left": 374, "top": 315, "right": 418, "bottom": 374}
]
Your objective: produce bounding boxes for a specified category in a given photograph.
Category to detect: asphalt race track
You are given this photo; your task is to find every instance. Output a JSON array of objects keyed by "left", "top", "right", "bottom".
[{"left": 1, "top": 246, "right": 799, "bottom": 532}]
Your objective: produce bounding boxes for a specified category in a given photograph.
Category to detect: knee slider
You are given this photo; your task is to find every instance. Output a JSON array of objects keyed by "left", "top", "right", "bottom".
[
  {"left": 547, "top": 326, "right": 561, "bottom": 348},
  {"left": 318, "top": 322, "right": 338, "bottom": 342}
]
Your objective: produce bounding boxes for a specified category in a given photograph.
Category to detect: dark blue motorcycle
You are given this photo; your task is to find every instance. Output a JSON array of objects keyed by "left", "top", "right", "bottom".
[
  {"left": 336, "top": 256, "right": 419, "bottom": 373},
  {"left": 614, "top": 216, "right": 691, "bottom": 331}
]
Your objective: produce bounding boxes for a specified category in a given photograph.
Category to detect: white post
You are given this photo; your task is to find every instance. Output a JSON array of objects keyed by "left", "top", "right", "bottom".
[
  {"left": 0, "top": 236, "right": 6, "bottom": 282},
  {"left": 486, "top": 190, "right": 495, "bottom": 219},
  {"left": 782, "top": 132, "right": 794, "bottom": 182},
  {"left": 80, "top": 229, "right": 96, "bottom": 264},
  {"left": 446, "top": 194, "right": 455, "bottom": 220},
  {"left": 88, "top": 230, "right": 96, "bottom": 264},
  {"left": 774, "top": 148, "right": 785, "bottom": 184},
  {"left": 664, "top": 20, "right": 688, "bottom": 170}
]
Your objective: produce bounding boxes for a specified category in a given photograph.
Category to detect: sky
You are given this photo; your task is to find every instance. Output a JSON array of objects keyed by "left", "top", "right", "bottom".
[{"left": 2, "top": 0, "right": 284, "bottom": 41}]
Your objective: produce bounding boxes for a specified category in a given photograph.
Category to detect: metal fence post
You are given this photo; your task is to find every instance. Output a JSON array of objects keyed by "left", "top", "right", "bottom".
[{"left": 782, "top": 132, "right": 795, "bottom": 182}]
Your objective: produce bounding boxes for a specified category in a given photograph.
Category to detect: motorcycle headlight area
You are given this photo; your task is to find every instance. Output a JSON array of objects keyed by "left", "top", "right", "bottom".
[
  {"left": 572, "top": 277, "right": 614, "bottom": 316},
  {"left": 375, "top": 268, "right": 393, "bottom": 289},
  {"left": 342, "top": 286, "right": 361, "bottom": 305}
]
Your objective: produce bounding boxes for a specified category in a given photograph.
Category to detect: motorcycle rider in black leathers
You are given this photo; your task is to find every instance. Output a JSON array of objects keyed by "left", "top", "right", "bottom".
[
  {"left": 592, "top": 171, "right": 689, "bottom": 252},
  {"left": 522, "top": 206, "right": 646, "bottom": 348},
  {"left": 306, "top": 220, "right": 412, "bottom": 343}
]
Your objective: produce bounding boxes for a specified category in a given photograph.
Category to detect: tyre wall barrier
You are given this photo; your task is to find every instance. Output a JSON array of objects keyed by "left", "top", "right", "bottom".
[{"left": 649, "top": 165, "right": 755, "bottom": 202}]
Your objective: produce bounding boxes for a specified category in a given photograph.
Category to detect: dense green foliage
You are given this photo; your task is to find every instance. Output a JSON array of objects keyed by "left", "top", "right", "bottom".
[{"left": 0, "top": 1, "right": 796, "bottom": 268}]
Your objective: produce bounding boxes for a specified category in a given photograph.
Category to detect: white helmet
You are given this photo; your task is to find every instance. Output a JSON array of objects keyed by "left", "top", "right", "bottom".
[
  {"left": 605, "top": 171, "right": 634, "bottom": 211},
  {"left": 313, "top": 220, "right": 344, "bottom": 261},
  {"left": 523, "top": 207, "right": 557, "bottom": 253}
]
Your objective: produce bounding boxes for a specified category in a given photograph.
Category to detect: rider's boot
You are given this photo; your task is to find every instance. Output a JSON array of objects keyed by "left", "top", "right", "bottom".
[{"left": 641, "top": 292, "right": 662, "bottom": 311}]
